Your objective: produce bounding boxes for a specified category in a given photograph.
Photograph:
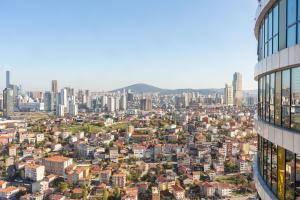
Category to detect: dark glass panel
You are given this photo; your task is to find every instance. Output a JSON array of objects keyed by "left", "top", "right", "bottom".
[
  {"left": 275, "top": 72, "right": 282, "bottom": 125},
  {"left": 291, "top": 106, "right": 300, "bottom": 130},
  {"left": 271, "top": 144, "right": 278, "bottom": 195},
  {"left": 292, "top": 67, "right": 300, "bottom": 106},
  {"left": 295, "top": 155, "right": 300, "bottom": 198}
]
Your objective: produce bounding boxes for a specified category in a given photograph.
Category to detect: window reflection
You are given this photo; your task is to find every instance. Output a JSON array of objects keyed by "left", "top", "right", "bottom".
[{"left": 286, "top": 150, "right": 295, "bottom": 200}]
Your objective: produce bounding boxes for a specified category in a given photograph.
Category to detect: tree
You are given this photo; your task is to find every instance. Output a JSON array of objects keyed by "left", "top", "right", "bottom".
[{"left": 58, "top": 182, "right": 69, "bottom": 193}]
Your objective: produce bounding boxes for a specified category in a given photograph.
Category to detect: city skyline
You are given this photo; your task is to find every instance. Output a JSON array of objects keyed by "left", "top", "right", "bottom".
[{"left": 0, "top": 0, "right": 257, "bottom": 91}]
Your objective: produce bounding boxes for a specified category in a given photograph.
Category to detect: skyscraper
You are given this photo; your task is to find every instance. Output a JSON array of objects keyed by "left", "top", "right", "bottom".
[
  {"left": 44, "top": 91, "right": 54, "bottom": 112},
  {"left": 120, "top": 89, "right": 127, "bottom": 111},
  {"left": 140, "top": 97, "right": 152, "bottom": 111},
  {"left": 232, "top": 72, "right": 243, "bottom": 106},
  {"left": 224, "top": 84, "right": 233, "bottom": 106},
  {"left": 6, "top": 71, "right": 10, "bottom": 88},
  {"left": 107, "top": 96, "right": 116, "bottom": 113},
  {"left": 51, "top": 80, "right": 58, "bottom": 93},
  {"left": 254, "top": 0, "right": 300, "bottom": 199},
  {"left": 3, "top": 88, "right": 14, "bottom": 118}
]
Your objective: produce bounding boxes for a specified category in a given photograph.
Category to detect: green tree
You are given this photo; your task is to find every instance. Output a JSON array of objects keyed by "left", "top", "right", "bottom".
[{"left": 58, "top": 182, "right": 69, "bottom": 193}]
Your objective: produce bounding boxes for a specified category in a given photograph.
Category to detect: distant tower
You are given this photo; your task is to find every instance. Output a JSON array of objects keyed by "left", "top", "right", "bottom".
[
  {"left": 3, "top": 88, "right": 14, "bottom": 118},
  {"left": 44, "top": 91, "right": 54, "bottom": 112},
  {"left": 120, "top": 89, "right": 127, "bottom": 111},
  {"left": 51, "top": 80, "right": 58, "bottom": 93},
  {"left": 140, "top": 97, "right": 152, "bottom": 111},
  {"left": 6, "top": 71, "right": 10, "bottom": 88},
  {"left": 232, "top": 72, "right": 243, "bottom": 106},
  {"left": 224, "top": 84, "right": 233, "bottom": 106}
]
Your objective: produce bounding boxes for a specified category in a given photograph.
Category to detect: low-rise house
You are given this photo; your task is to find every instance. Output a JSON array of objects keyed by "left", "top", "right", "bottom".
[
  {"left": 0, "top": 186, "right": 19, "bottom": 199},
  {"left": 171, "top": 185, "right": 185, "bottom": 200}
]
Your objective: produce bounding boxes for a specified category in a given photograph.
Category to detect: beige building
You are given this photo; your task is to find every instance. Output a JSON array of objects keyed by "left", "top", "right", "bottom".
[{"left": 43, "top": 155, "right": 73, "bottom": 177}]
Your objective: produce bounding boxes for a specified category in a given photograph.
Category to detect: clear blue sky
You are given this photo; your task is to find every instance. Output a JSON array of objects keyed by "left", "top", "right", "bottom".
[{"left": 0, "top": 0, "right": 257, "bottom": 91}]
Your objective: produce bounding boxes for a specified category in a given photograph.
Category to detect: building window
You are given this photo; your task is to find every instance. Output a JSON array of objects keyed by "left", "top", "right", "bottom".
[
  {"left": 282, "top": 70, "right": 291, "bottom": 128},
  {"left": 267, "top": 141, "right": 272, "bottom": 187},
  {"left": 271, "top": 143, "right": 278, "bottom": 195},
  {"left": 278, "top": 146, "right": 286, "bottom": 200},
  {"left": 287, "top": 0, "right": 297, "bottom": 47},
  {"left": 285, "top": 150, "right": 295, "bottom": 200},
  {"left": 275, "top": 71, "right": 282, "bottom": 125},
  {"left": 270, "top": 73, "right": 275, "bottom": 123},
  {"left": 257, "top": 3, "right": 279, "bottom": 60},
  {"left": 295, "top": 155, "right": 300, "bottom": 198},
  {"left": 266, "top": 74, "right": 270, "bottom": 122},
  {"left": 291, "top": 67, "right": 300, "bottom": 130},
  {"left": 273, "top": 4, "right": 279, "bottom": 53}
]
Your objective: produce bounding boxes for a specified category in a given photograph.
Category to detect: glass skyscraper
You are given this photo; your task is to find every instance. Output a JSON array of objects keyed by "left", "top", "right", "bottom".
[{"left": 254, "top": 0, "right": 300, "bottom": 199}]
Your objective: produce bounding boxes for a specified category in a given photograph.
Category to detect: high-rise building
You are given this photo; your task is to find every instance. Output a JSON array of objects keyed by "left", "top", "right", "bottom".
[
  {"left": 3, "top": 88, "right": 14, "bottom": 118},
  {"left": 232, "top": 72, "right": 243, "bottom": 106},
  {"left": 120, "top": 89, "right": 127, "bottom": 111},
  {"left": 254, "top": 1, "right": 300, "bottom": 199},
  {"left": 107, "top": 96, "right": 115, "bottom": 113},
  {"left": 6, "top": 71, "right": 10, "bottom": 88},
  {"left": 51, "top": 80, "right": 58, "bottom": 93},
  {"left": 60, "top": 88, "right": 68, "bottom": 112},
  {"left": 44, "top": 92, "right": 54, "bottom": 112},
  {"left": 69, "top": 100, "right": 78, "bottom": 116},
  {"left": 56, "top": 105, "right": 65, "bottom": 117},
  {"left": 140, "top": 97, "right": 152, "bottom": 111},
  {"left": 224, "top": 84, "right": 233, "bottom": 106}
]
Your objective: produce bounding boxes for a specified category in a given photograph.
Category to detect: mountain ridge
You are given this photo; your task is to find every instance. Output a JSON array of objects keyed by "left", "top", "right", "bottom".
[{"left": 111, "top": 83, "right": 227, "bottom": 95}]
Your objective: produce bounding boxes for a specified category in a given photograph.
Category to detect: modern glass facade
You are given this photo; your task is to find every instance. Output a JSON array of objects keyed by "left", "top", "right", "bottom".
[
  {"left": 258, "top": 66, "right": 300, "bottom": 130},
  {"left": 257, "top": 135, "right": 300, "bottom": 200},
  {"left": 257, "top": 0, "right": 300, "bottom": 61},
  {"left": 255, "top": 0, "right": 300, "bottom": 199}
]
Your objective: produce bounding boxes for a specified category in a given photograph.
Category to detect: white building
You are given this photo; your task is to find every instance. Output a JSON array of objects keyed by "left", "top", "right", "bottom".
[
  {"left": 224, "top": 84, "right": 233, "bottom": 106},
  {"left": 57, "top": 105, "right": 65, "bottom": 117},
  {"left": 25, "top": 164, "right": 45, "bottom": 182}
]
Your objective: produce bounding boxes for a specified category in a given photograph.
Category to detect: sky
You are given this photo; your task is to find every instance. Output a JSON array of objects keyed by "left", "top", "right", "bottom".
[{"left": 0, "top": 0, "right": 258, "bottom": 92}]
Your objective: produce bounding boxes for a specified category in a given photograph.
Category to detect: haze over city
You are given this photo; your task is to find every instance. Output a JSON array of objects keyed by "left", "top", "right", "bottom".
[
  {"left": 0, "top": 0, "right": 257, "bottom": 91},
  {"left": 2, "top": 0, "right": 298, "bottom": 199}
]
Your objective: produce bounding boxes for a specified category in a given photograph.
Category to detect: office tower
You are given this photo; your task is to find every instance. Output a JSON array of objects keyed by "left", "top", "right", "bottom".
[
  {"left": 51, "top": 80, "right": 58, "bottom": 93},
  {"left": 6, "top": 71, "right": 10, "bottom": 88},
  {"left": 60, "top": 88, "right": 68, "bottom": 111},
  {"left": 140, "top": 97, "right": 152, "bottom": 111},
  {"left": 3, "top": 88, "right": 14, "bottom": 118},
  {"left": 107, "top": 96, "right": 115, "bottom": 113},
  {"left": 0, "top": 95, "right": 3, "bottom": 111},
  {"left": 224, "top": 84, "right": 233, "bottom": 106},
  {"left": 115, "top": 96, "right": 120, "bottom": 111},
  {"left": 56, "top": 105, "right": 65, "bottom": 117},
  {"left": 44, "top": 92, "right": 54, "bottom": 112},
  {"left": 232, "top": 72, "right": 243, "bottom": 106},
  {"left": 69, "top": 100, "right": 78, "bottom": 116},
  {"left": 120, "top": 89, "right": 127, "bottom": 111},
  {"left": 127, "top": 92, "right": 134, "bottom": 102},
  {"left": 254, "top": 1, "right": 300, "bottom": 199}
]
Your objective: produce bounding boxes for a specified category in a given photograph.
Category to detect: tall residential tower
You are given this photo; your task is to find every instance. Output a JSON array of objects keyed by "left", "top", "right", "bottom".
[{"left": 232, "top": 72, "right": 243, "bottom": 106}]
